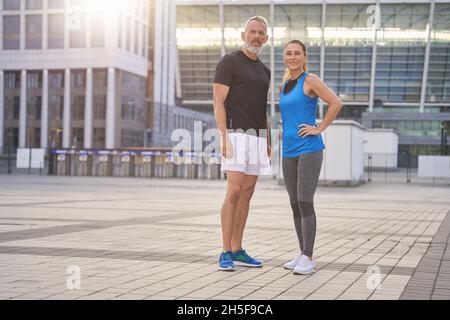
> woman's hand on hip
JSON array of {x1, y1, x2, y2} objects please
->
[{"x1": 297, "y1": 124, "x2": 321, "y2": 138}]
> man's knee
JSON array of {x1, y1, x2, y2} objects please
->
[
  {"x1": 241, "y1": 186, "x2": 255, "y2": 201},
  {"x1": 226, "y1": 185, "x2": 243, "y2": 204}
]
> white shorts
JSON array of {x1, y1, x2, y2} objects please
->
[{"x1": 221, "y1": 132, "x2": 272, "y2": 176}]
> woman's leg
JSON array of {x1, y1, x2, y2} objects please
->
[
  {"x1": 296, "y1": 151, "x2": 323, "y2": 258},
  {"x1": 282, "y1": 156, "x2": 303, "y2": 253}
]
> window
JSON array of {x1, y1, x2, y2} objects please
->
[
  {"x1": 26, "y1": 0, "x2": 42, "y2": 10},
  {"x1": 91, "y1": 12, "x2": 105, "y2": 47},
  {"x1": 5, "y1": 72, "x2": 20, "y2": 89},
  {"x1": 48, "y1": 0, "x2": 64, "y2": 9},
  {"x1": 69, "y1": 13, "x2": 86, "y2": 48},
  {"x1": 27, "y1": 72, "x2": 41, "y2": 89},
  {"x1": 71, "y1": 96, "x2": 85, "y2": 120},
  {"x1": 93, "y1": 96, "x2": 106, "y2": 120},
  {"x1": 71, "y1": 71, "x2": 85, "y2": 88},
  {"x1": 48, "y1": 14, "x2": 64, "y2": 49},
  {"x1": 49, "y1": 71, "x2": 64, "y2": 89},
  {"x1": 4, "y1": 96, "x2": 20, "y2": 120},
  {"x1": 4, "y1": 0, "x2": 20, "y2": 10},
  {"x1": 93, "y1": 128, "x2": 105, "y2": 149},
  {"x1": 126, "y1": 17, "x2": 132, "y2": 52},
  {"x1": 26, "y1": 15, "x2": 43, "y2": 49},
  {"x1": 50, "y1": 96, "x2": 63, "y2": 121},
  {"x1": 72, "y1": 128, "x2": 84, "y2": 148},
  {"x1": 93, "y1": 70, "x2": 107, "y2": 87},
  {"x1": 3, "y1": 16, "x2": 20, "y2": 50},
  {"x1": 27, "y1": 96, "x2": 42, "y2": 120},
  {"x1": 121, "y1": 129, "x2": 143, "y2": 147}
]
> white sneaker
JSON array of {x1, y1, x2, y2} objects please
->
[
  {"x1": 283, "y1": 253, "x2": 303, "y2": 270},
  {"x1": 293, "y1": 255, "x2": 316, "y2": 275}
]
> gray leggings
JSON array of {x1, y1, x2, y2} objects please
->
[{"x1": 282, "y1": 150, "x2": 323, "y2": 257}]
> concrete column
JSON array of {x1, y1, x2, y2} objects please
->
[
  {"x1": 219, "y1": 1, "x2": 225, "y2": 57},
  {"x1": 130, "y1": 6, "x2": 136, "y2": 54},
  {"x1": 161, "y1": 0, "x2": 169, "y2": 106},
  {"x1": 368, "y1": 1, "x2": 380, "y2": 113},
  {"x1": 84, "y1": 68, "x2": 93, "y2": 149},
  {"x1": 41, "y1": 70, "x2": 49, "y2": 149},
  {"x1": 137, "y1": 1, "x2": 144, "y2": 56},
  {"x1": 63, "y1": 69, "x2": 71, "y2": 148},
  {"x1": 168, "y1": 0, "x2": 176, "y2": 107},
  {"x1": 121, "y1": 14, "x2": 127, "y2": 49},
  {"x1": 420, "y1": 0, "x2": 435, "y2": 113},
  {"x1": 0, "y1": 71, "x2": 4, "y2": 153},
  {"x1": 19, "y1": 70, "x2": 27, "y2": 148},
  {"x1": 319, "y1": 1, "x2": 326, "y2": 119},
  {"x1": 106, "y1": 67, "x2": 116, "y2": 149},
  {"x1": 175, "y1": 47, "x2": 182, "y2": 100},
  {"x1": 153, "y1": 0, "x2": 162, "y2": 104},
  {"x1": 269, "y1": 0, "x2": 275, "y2": 120}
]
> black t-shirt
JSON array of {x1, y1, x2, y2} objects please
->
[{"x1": 213, "y1": 50, "x2": 270, "y2": 133}]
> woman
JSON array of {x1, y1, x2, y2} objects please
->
[{"x1": 279, "y1": 40, "x2": 343, "y2": 275}]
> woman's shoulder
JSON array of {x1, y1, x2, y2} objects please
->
[
  {"x1": 304, "y1": 73, "x2": 323, "y2": 91},
  {"x1": 305, "y1": 72, "x2": 320, "y2": 82}
]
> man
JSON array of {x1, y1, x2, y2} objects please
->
[{"x1": 213, "y1": 16, "x2": 272, "y2": 271}]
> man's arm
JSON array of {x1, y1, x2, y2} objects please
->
[{"x1": 213, "y1": 83, "x2": 232, "y2": 158}]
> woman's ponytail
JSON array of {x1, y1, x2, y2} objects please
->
[{"x1": 283, "y1": 68, "x2": 291, "y2": 83}]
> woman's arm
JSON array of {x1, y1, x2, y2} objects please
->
[{"x1": 298, "y1": 74, "x2": 343, "y2": 138}]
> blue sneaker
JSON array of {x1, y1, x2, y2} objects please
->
[
  {"x1": 232, "y1": 249, "x2": 263, "y2": 267},
  {"x1": 219, "y1": 251, "x2": 235, "y2": 271}
]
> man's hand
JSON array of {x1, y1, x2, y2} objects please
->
[{"x1": 220, "y1": 135, "x2": 233, "y2": 159}]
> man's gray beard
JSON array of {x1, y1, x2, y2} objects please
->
[{"x1": 245, "y1": 43, "x2": 264, "y2": 56}]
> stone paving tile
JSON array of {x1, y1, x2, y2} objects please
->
[
  {"x1": 400, "y1": 208, "x2": 450, "y2": 300},
  {"x1": 0, "y1": 175, "x2": 449, "y2": 300}
]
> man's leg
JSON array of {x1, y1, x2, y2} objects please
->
[
  {"x1": 231, "y1": 174, "x2": 258, "y2": 252},
  {"x1": 221, "y1": 171, "x2": 246, "y2": 251}
]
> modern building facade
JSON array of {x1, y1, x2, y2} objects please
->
[
  {"x1": 0, "y1": 0, "x2": 215, "y2": 154},
  {"x1": 175, "y1": 0, "x2": 450, "y2": 166},
  {"x1": 0, "y1": 0, "x2": 150, "y2": 152}
]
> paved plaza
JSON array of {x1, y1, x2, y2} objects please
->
[{"x1": 0, "y1": 174, "x2": 449, "y2": 300}]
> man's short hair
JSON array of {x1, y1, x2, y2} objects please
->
[{"x1": 243, "y1": 16, "x2": 268, "y2": 33}]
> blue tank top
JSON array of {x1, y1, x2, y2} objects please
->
[{"x1": 279, "y1": 72, "x2": 325, "y2": 158}]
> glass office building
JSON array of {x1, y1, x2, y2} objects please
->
[
  {"x1": 0, "y1": 0, "x2": 215, "y2": 152},
  {"x1": 176, "y1": 0, "x2": 450, "y2": 166},
  {"x1": 0, "y1": 0, "x2": 150, "y2": 151}
]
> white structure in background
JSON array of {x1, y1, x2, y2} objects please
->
[
  {"x1": 418, "y1": 156, "x2": 450, "y2": 178},
  {"x1": 16, "y1": 147, "x2": 45, "y2": 169},
  {"x1": 363, "y1": 129, "x2": 399, "y2": 170},
  {"x1": 319, "y1": 120, "x2": 365, "y2": 186}
]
